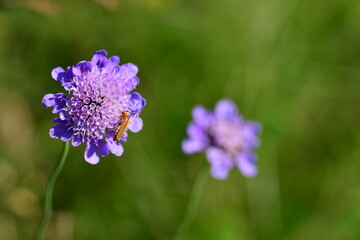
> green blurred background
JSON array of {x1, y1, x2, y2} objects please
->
[{"x1": 0, "y1": 0, "x2": 360, "y2": 239}]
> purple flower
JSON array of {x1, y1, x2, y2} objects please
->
[
  {"x1": 182, "y1": 99, "x2": 261, "y2": 179},
  {"x1": 43, "y1": 50, "x2": 146, "y2": 164}
]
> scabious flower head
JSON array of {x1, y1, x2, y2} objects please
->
[
  {"x1": 42, "y1": 50, "x2": 146, "y2": 164},
  {"x1": 182, "y1": 99, "x2": 261, "y2": 179}
]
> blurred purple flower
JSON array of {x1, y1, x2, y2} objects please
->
[
  {"x1": 43, "y1": 50, "x2": 146, "y2": 164},
  {"x1": 182, "y1": 99, "x2": 261, "y2": 179}
]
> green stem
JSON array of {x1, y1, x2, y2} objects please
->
[
  {"x1": 34, "y1": 141, "x2": 70, "y2": 240},
  {"x1": 172, "y1": 164, "x2": 208, "y2": 240}
]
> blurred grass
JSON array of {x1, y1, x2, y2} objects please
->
[{"x1": 0, "y1": 0, "x2": 360, "y2": 239}]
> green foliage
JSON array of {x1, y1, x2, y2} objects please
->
[{"x1": 0, "y1": 0, "x2": 359, "y2": 239}]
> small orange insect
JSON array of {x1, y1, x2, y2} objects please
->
[{"x1": 113, "y1": 112, "x2": 131, "y2": 141}]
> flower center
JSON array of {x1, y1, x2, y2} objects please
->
[
  {"x1": 209, "y1": 119, "x2": 243, "y2": 156},
  {"x1": 68, "y1": 84, "x2": 122, "y2": 141}
]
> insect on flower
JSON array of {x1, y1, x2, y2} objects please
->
[
  {"x1": 42, "y1": 50, "x2": 146, "y2": 164},
  {"x1": 114, "y1": 112, "x2": 131, "y2": 141}
]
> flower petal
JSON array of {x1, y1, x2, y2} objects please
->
[
  {"x1": 109, "y1": 56, "x2": 120, "y2": 65},
  {"x1": 72, "y1": 65, "x2": 82, "y2": 76},
  {"x1": 192, "y1": 106, "x2": 213, "y2": 128},
  {"x1": 235, "y1": 152, "x2": 258, "y2": 177},
  {"x1": 214, "y1": 99, "x2": 239, "y2": 120},
  {"x1": 102, "y1": 56, "x2": 120, "y2": 74},
  {"x1": 51, "y1": 67, "x2": 65, "y2": 81},
  {"x1": 72, "y1": 134, "x2": 82, "y2": 147},
  {"x1": 182, "y1": 123, "x2": 209, "y2": 154},
  {"x1": 128, "y1": 116, "x2": 143, "y2": 133},
  {"x1": 42, "y1": 94, "x2": 56, "y2": 108},
  {"x1": 84, "y1": 140, "x2": 100, "y2": 164},
  {"x1": 73, "y1": 61, "x2": 92, "y2": 76},
  {"x1": 130, "y1": 91, "x2": 142, "y2": 101},
  {"x1": 119, "y1": 63, "x2": 138, "y2": 80},
  {"x1": 120, "y1": 132, "x2": 128, "y2": 142},
  {"x1": 94, "y1": 50, "x2": 108, "y2": 56},
  {"x1": 242, "y1": 122, "x2": 262, "y2": 149},
  {"x1": 210, "y1": 165, "x2": 230, "y2": 180},
  {"x1": 59, "y1": 111, "x2": 71, "y2": 120},
  {"x1": 182, "y1": 138, "x2": 207, "y2": 154},
  {"x1": 106, "y1": 137, "x2": 124, "y2": 156},
  {"x1": 60, "y1": 128, "x2": 73, "y2": 142},
  {"x1": 49, "y1": 124, "x2": 67, "y2": 139},
  {"x1": 186, "y1": 123, "x2": 207, "y2": 140},
  {"x1": 141, "y1": 98, "x2": 146, "y2": 110},
  {"x1": 206, "y1": 147, "x2": 233, "y2": 180},
  {"x1": 129, "y1": 92, "x2": 146, "y2": 114},
  {"x1": 130, "y1": 76, "x2": 140, "y2": 86},
  {"x1": 123, "y1": 76, "x2": 140, "y2": 92},
  {"x1": 42, "y1": 93, "x2": 68, "y2": 113},
  {"x1": 52, "y1": 118, "x2": 66, "y2": 124},
  {"x1": 91, "y1": 50, "x2": 108, "y2": 69},
  {"x1": 97, "y1": 140, "x2": 110, "y2": 157}
]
